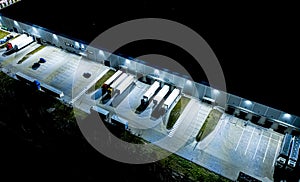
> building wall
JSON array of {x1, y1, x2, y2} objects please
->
[{"x1": 1, "y1": 15, "x2": 299, "y2": 132}]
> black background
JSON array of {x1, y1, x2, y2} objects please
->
[
  {"x1": 1, "y1": 1, "x2": 299, "y2": 181},
  {"x1": 2, "y1": 0, "x2": 299, "y2": 116}
]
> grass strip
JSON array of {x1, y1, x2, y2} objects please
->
[
  {"x1": 86, "y1": 69, "x2": 116, "y2": 93},
  {"x1": 0, "y1": 30, "x2": 10, "y2": 39},
  {"x1": 166, "y1": 96, "x2": 190, "y2": 130},
  {"x1": 196, "y1": 109, "x2": 222, "y2": 142},
  {"x1": 17, "y1": 45, "x2": 46, "y2": 64}
]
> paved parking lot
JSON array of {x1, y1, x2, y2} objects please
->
[
  {"x1": 106, "y1": 77, "x2": 282, "y2": 181},
  {"x1": 189, "y1": 114, "x2": 283, "y2": 181},
  {"x1": 0, "y1": 39, "x2": 39, "y2": 67},
  {"x1": 114, "y1": 81, "x2": 164, "y2": 130},
  {"x1": 1, "y1": 44, "x2": 108, "y2": 103},
  {"x1": 0, "y1": 35, "x2": 284, "y2": 181}
]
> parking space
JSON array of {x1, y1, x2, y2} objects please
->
[
  {"x1": 113, "y1": 81, "x2": 164, "y2": 130},
  {"x1": 113, "y1": 81, "x2": 209, "y2": 139},
  {"x1": 1, "y1": 41, "x2": 39, "y2": 65},
  {"x1": 168, "y1": 100, "x2": 211, "y2": 138},
  {"x1": 1, "y1": 36, "x2": 128, "y2": 107},
  {"x1": 0, "y1": 32, "x2": 287, "y2": 182},
  {"x1": 198, "y1": 114, "x2": 283, "y2": 181},
  {"x1": 143, "y1": 99, "x2": 203, "y2": 153},
  {"x1": 1, "y1": 43, "x2": 109, "y2": 103}
]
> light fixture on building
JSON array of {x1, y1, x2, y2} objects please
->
[
  {"x1": 74, "y1": 42, "x2": 79, "y2": 49},
  {"x1": 213, "y1": 89, "x2": 220, "y2": 95},
  {"x1": 99, "y1": 50, "x2": 104, "y2": 56},
  {"x1": 283, "y1": 113, "x2": 291, "y2": 119},
  {"x1": 53, "y1": 34, "x2": 58, "y2": 40},
  {"x1": 13, "y1": 20, "x2": 19, "y2": 26},
  {"x1": 244, "y1": 100, "x2": 252, "y2": 106},
  {"x1": 125, "y1": 59, "x2": 131, "y2": 65},
  {"x1": 186, "y1": 80, "x2": 192, "y2": 85}
]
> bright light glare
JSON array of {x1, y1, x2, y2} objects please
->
[
  {"x1": 283, "y1": 113, "x2": 291, "y2": 119},
  {"x1": 74, "y1": 42, "x2": 79, "y2": 48},
  {"x1": 213, "y1": 89, "x2": 220, "y2": 95},
  {"x1": 125, "y1": 59, "x2": 131, "y2": 65},
  {"x1": 186, "y1": 80, "x2": 192, "y2": 85},
  {"x1": 53, "y1": 34, "x2": 58, "y2": 40},
  {"x1": 31, "y1": 27, "x2": 40, "y2": 36},
  {"x1": 244, "y1": 100, "x2": 252, "y2": 106},
  {"x1": 31, "y1": 27, "x2": 39, "y2": 35},
  {"x1": 14, "y1": 20, "x2": 19, "y2": 26},
  {"x1": 99, "y1": 50, "x2": 105, "y2": 57}
]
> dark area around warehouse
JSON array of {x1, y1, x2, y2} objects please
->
[
  {"x1": 3, "y1": 0, "x2": 298, "y2": 116},
  {"x1": 1, "y1": 1, "x2": 299, "y2": 181}
]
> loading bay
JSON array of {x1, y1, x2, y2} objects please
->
[{"x1": 0, "y1": 32, "x2": 283, "y2": 181}]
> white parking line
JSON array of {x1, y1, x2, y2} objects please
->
[
  {"x1": 270, "y1": 132, "x2": 283, "y2": 138},
  {"x1": 272, "y1": 137, "x2": 282, "y2": 167},
  {"x1": 263, "y1": 133, "x2": 272, "y2": 163},
  {"x1": 245, "y1": 127, "x2": 255, "y2": 155},
  {"x1": 253, "y1": 130, "x2": 263, "y2": 159},
  {"x1": 235, "y1": 127, "x2": 245, "y2": 151}
]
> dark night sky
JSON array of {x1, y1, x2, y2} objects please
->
[{"x1": 1, "y1": 1, "x2": 299, "y2": 116}]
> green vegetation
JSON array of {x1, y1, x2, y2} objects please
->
[
  {"x1": 119, "y1": 129, "x2": 230, "y2": 182},
  {"x1": 196, "y1": 109, "x2": 223, "y2": 142},
  {"x1": 0, "y1": 71, "x2": 77, "y2": 136},
  {"x1": 1, "y1": 71, "x2": 230, "y2": 181},
  {"x1": 73, "y1": 107, "x2": 89, "y2": 120},
  {"x1": 17, "y1": 45, "x2": 46, "y2": 64},
  {"x1": 51, "y1": 101, "x2": 76, "y2": 131},
  {"x1": 10, "y1": 34, "x2": 20, "y2": 40},
  {"x1": 120, "y1": 130, "x2": 145, "y2": 144},
  {"x1": 166, "y1": 96, "x2": 190, "y2": 130},
  {"x1": 0, "y1": 34, "x2": 21, "y2": 48},
  {"x1": 0, "y1": 29, "x2": 10, "y2": 39},
  {"x1": 87, "y1": 69, "x2": 115, "y2": 93},
  {"x1": 160, "y1": 154, "x2": 230, "y2": 182},
  {"x1": 0, "y1": 30, "x2": 11, "y2": 49},
  {"x1": 0, "y1": 71, "x2": 16, "y2": 96}
]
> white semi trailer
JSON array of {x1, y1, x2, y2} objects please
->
[
  {"x1": 7, "y1": 34, "x2": 34, "y2": 50},
  {"x1": 152, "y1": 84, "x2": 169, "y2": 105},
  {"x1": 141, "y1": 81, "x2": 160, "y2": 105},
  {"x1": 162, "y1": 88, "x2": 180, "y2": 110}
]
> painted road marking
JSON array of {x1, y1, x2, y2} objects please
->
[
  {"x1": 263, "y1": 133, "x2": 272, "y2": 163},
  {"x1": 245, "y1": 127, "x2": 255, "y2": 155},
  {"x1": 253, "y1": 130, "x2": 263, "y2": 159},
  {"x1": 272, "y1": 137, "x2": 282, "y2": 167},
  {"x1": 235, "y1": 126, "x2": 245, "y2": 151}
]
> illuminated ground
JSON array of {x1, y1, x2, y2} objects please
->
[
  {"x1": 0, "y1": 34, "x2": 283, "y2": 181},
  {"x1": 0, "y1": 41, "x2": 109, "y2": 103},
  {"x1": 114, "y1": 84, "x2": 283, "y2": 181}
]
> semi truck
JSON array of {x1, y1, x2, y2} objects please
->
[
  {"x1": 276, "y1": 133, "x2": 293, "y2": 168},
  {"x1": 152, "y1": 84, "x2": 169, "y2": 105},
  {"x1": 3, "y1": 34, "x2": 34, "y2": 56},
  {"x1": 115, "y1": 75, "x2": 134, "y2": 96},
  {"x1": 107, "y1": 73, "x2": 128, "y2": 96},
  {"x1": 101, "y1": 70, "x2": 123, "y2": 94},
  {"x1": 162, "y1": 88, "x2": 180, "y2": 111},
  {"x1": 286, "y1": 136, "x2": 300, "y2": 171},
  {"x1": 141, "y1": 81, "x2": 160, "y2": 106}
]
